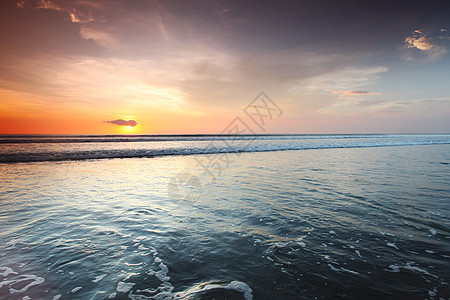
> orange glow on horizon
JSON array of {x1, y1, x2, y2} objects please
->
[{"x1": 0, "y1": 107, "x2": 236, "y2": 135}]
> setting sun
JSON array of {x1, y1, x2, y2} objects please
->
[{"x1": 121, "y1": 125, "x2": 138, "y2": 134}]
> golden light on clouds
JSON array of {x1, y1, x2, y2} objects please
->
[{"x1": 0, "y1": 0, "x2": 449, "y2": 134}]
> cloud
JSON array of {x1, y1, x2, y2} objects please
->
[
  {"x1": 36, "y1": 0, "x2": 97, "y2": 23},
  {"x1": 404, "y1": 30, "x2": 447, "y2": 60},
  {"x1": 0, "y1": 55, "x2": 193, "y2": 114},
  {"x1": 295, "y1": 66, "x2": 388, "y2": 92},
  {"x1": 405, "y1": 36, "x2": 433, "y2": 50},
  {"x1": 328, "y1": 90, "x2": 382, "y2": 99},
  {"x1": 69, "y1": 11, "x2": 94, "y2": 23},
  {"x1": 16, "y1": 1, "x2": 25, "y2": 8},
  {"x1": 79, "y1": 27, "x2": 117, "y2": 48},
  {"x1": 154, "y1": 15, "x2": 169, "y2": 41},
  {"x1": 36, "y1": 0, "x2": 61, "y2": 11},
  {"x1": 103, "y1": 119, "x2": 138, "y2": 127},
  {"x1": 354, "y1": 99, "x2": 390, "y2": 107}
]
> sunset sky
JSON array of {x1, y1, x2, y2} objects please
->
[{"x1": 1, "y1": 0, "x2": 449, "y2": 134}]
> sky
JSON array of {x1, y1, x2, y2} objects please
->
[{"x1": 0, "y1": 0, "x2": 449, "y2": 134}]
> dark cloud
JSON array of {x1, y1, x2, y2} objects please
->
[
  {"x1": 191, "y1": 0, "x2": 450, "y2": 54},
  {"x1": 103, "y1": 119, "x2": 138, "y2": 127},
  {"x1": 6, "y1": 0, "x2": 448, "y2": 59}
]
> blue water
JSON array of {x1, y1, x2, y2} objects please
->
[
  {"x1": 0, "y1": 135, "x2": 449, "y2": 299},
  {"x1": 0, "y1": 134, "x2": 449, "y2": 163}
]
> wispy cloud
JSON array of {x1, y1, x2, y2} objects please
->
[
  {"x1": 79, "y1": 27, "x2": 117, "y2": 48},
  {"x1": 155, "y1": 15, "x2": 169, "y2": 42},
  {"x1": 36, "y1": 0, "x2": 98, "y2": 23},
  {"x1": 295, "y1": 66, "x2": 388, "y2": 92},
  {"x1": 103, "y1": 119, "x2": 137, "y2": 127},
  {"x1": 0, "y1": 56, "x2": 189, "y2": 112},
  {"x1": 327, "y1": 90, "x2": 382, "y2": 99},
  {"x1": 36, "y1": 0, "x2": 61, "y2": 11},
  {"x1": 69, "y1": 11, "x2": 94, "y2": 24},
  {"x1": 354, "y1": 99, "x2": 390, "y2": 107}
]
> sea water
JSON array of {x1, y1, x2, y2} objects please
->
[{"x1": 0, "y1": 134, "x2": 449, "y2": 299}]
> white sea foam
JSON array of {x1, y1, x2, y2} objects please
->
[
  {"x1": 172, "y1": 281, "x2": 253, "y2": 300},
  {"x1": 117, "y1": 282, "x2": 135, "y2": 293},
  {"x1": 340, "y1": 267, "x2": 360, "y2": 275},
  {"x1": 71, "y1": 286, "x2": 82, "y2": 293},
  {"x1": 427, "y1": 211, "x2": 441, "y2": 216},
  {"x1": 388, "y1": 265, "x2": 400, "y2": 272},
  {"x1": 404, "y1": 262, "x2": 437, "y2": 278},
  {"x1": 132, "y1": 247, "x2": 252, "y2": 300},
  {"x1": 0, "y1": 273, "x2": 45, "y2": 295},
  {"x1": 328, "y1": 264, "x2": 359, "y2": 275},
  {"x1": 387, "y1": 243, "x2": 399, "y2": 250},
  {"x1": 328, "y1": 264, "x2": 340, "y2": 272},
  {"x1": 387, "y1": 263, "x2": 438, "y2": 278},
  {"x1": 98, "y1": 228, "x2": 131, "y2": 238},
  {"x1": 0, "y1": 267, "x2": 17, "y2": 277},
  {"x1": 92, "y1": 274, "x2": 107, "y2": 283},
  {"x1": 138, "y1": 245, "x2": 149, "y2": 251},
  {"x1": 52, "y1": 294, "x2": 62, "y2": 300},
  {"x1": 5, "y1": 239, "x2": 18, "y2": 250},
  {"x1": 273, "y1": 241, "x2": 290, "y2": 248},
  {"x1": 4, "y1": 134, "x2": 448, "y2": 163},
  {"x1": 379, "y1": 231, "x2": 395, "y2": 237},
  {"x1": 155, "y1": 263, "x2": 170, "y2": 282}
]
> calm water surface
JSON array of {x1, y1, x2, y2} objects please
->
[{"x1": 0, "y1": 136, "x2": 449, "y2": 299}]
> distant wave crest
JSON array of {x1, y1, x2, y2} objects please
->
[{"x1": 0, "y1": 134, "x2": 449, "y2": 163}]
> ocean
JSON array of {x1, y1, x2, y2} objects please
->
[{"x1": 0, "y1": 134, "x2": 449, "y2": 299}]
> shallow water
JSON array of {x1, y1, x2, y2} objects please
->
[{"x1": 0, "y1": 138, "x2": 449, "y2": 299}]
